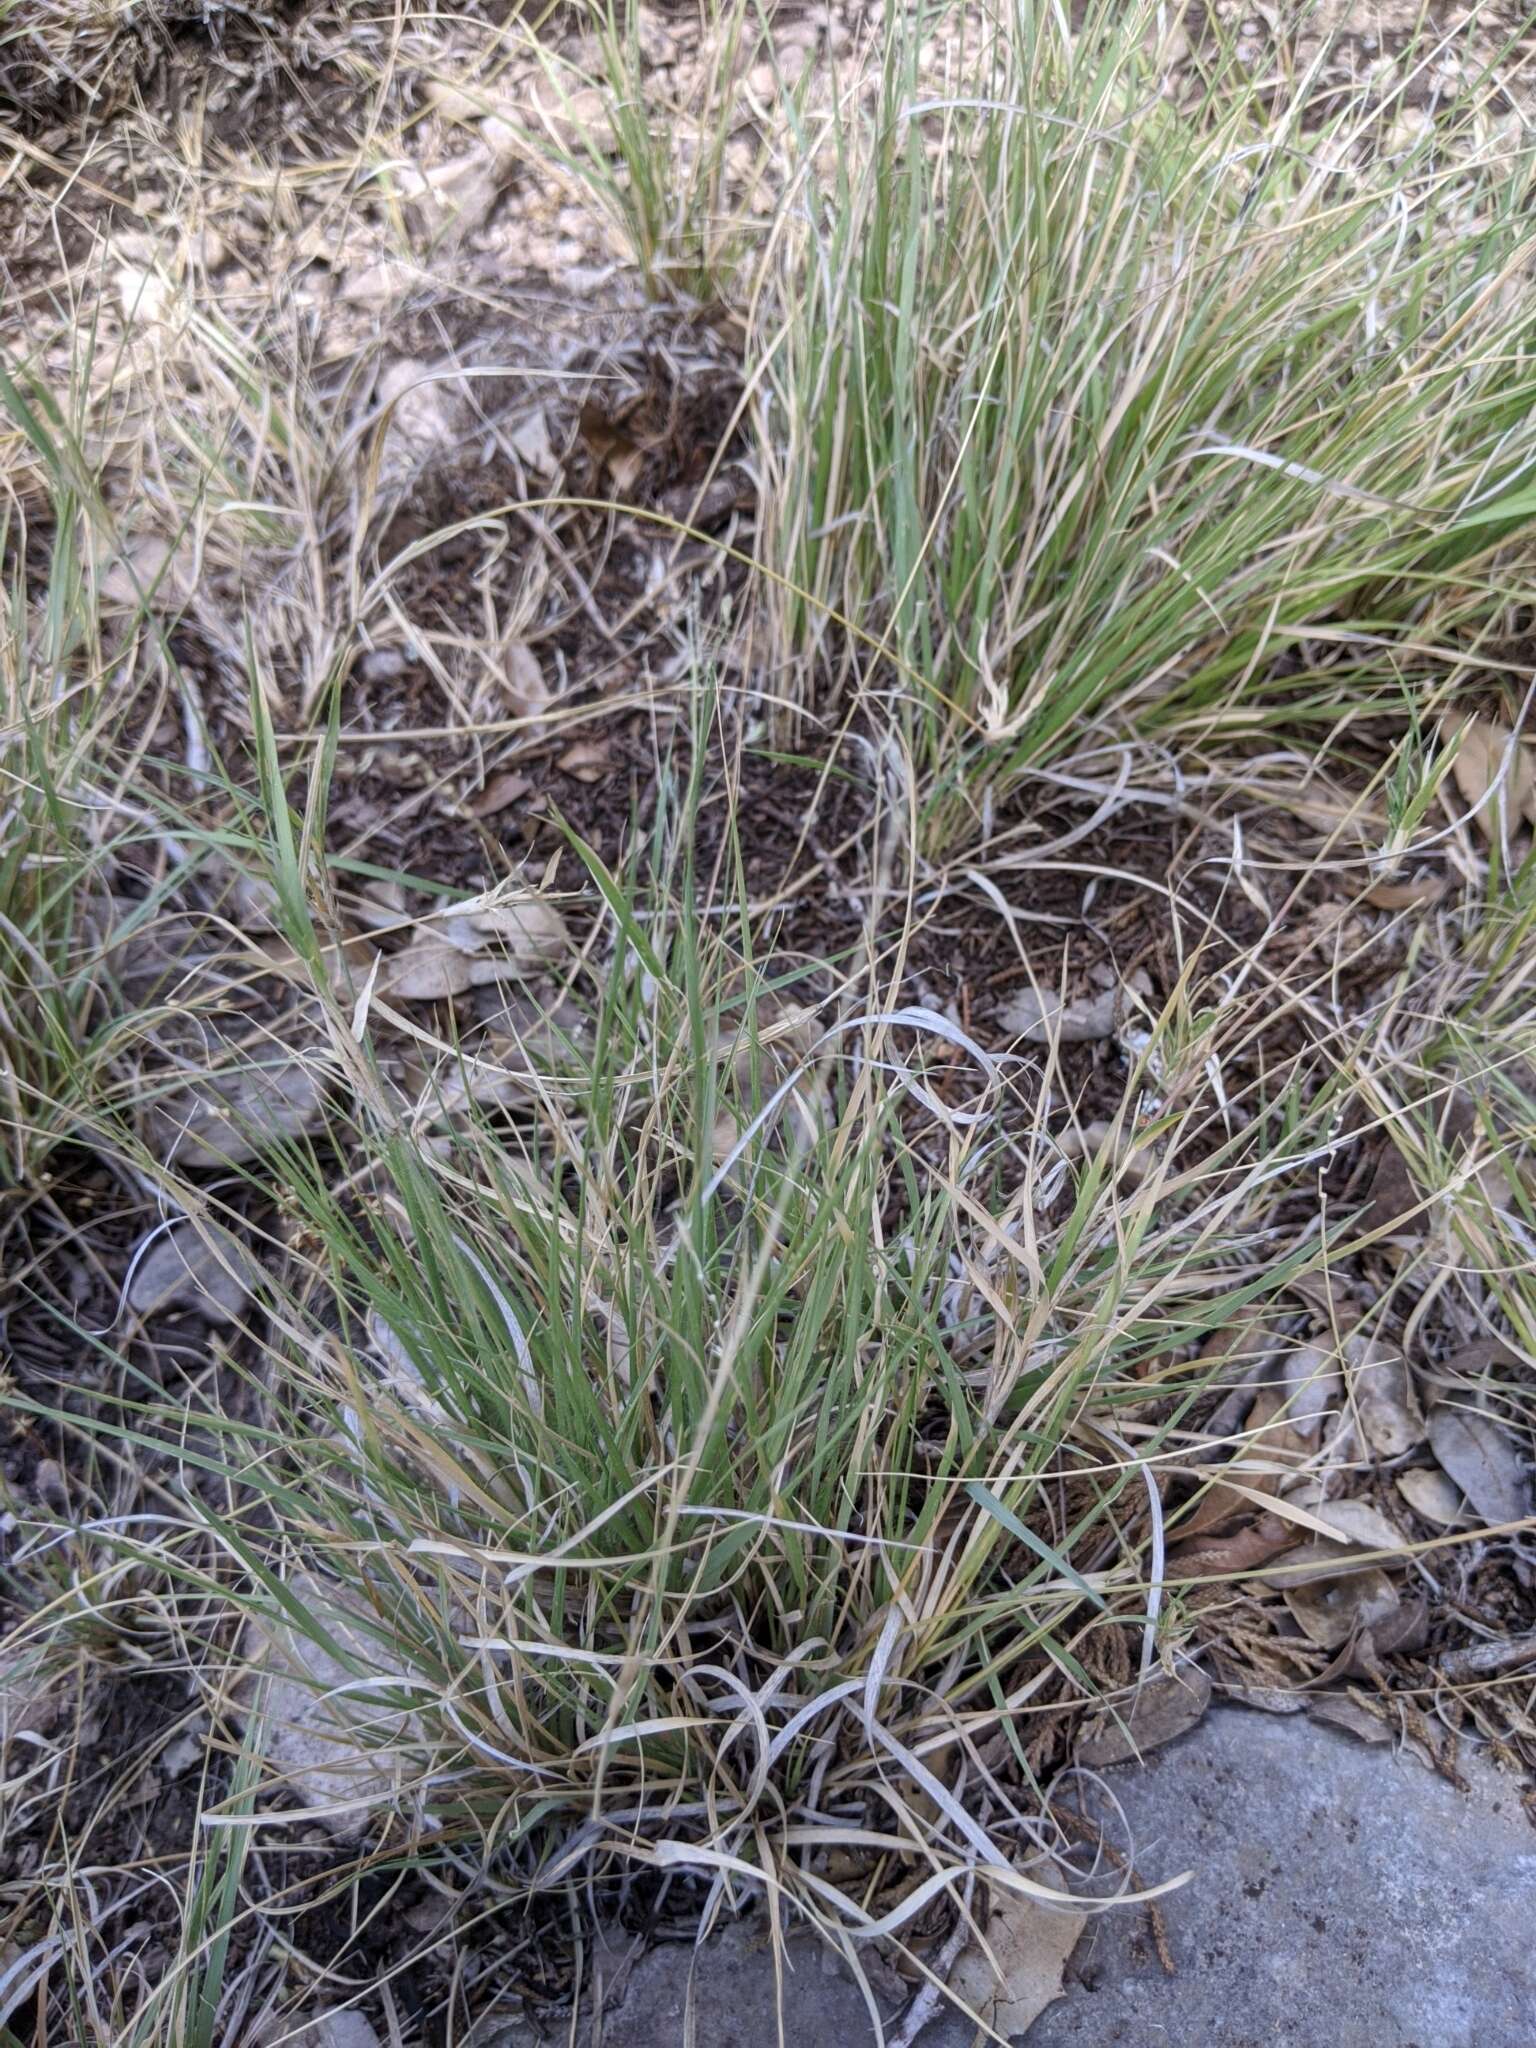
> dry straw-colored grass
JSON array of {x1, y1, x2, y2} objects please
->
[{"x1": 1, "y1": 1, "x2": 209, "y2": 113}]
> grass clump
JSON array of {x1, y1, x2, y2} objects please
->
[
  {"x1": 84, "y1": 735, "x2": 1414, "y2": 1968},
  {"x1": 4, "y1": 0, "x2": 1536, "y2": 2038},
  {"x1": 755, "y1": 2, "x2": 1536, "y2": 819},
  {"x1": 0, "y1": 472, "x2": 163, "y2": 1180},
  {"x1": 575, "y1": 0, "x2": 770, "y2": 301}
]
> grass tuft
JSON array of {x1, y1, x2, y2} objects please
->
[{"x1": 750, "y1": 3, "x2": 1536, "y2": 824}]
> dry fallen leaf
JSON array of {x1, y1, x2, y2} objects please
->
[
  {"x1": 1358, "y1": 1134, "x2": 1425, "y2": 1237},
  {"x1": 556, "y1": 741, "x2": 610, "y2": 783},
  {"x1": 504, "y1": 643, "x2": 551, "y2": 719},
  {"x1": 1440, "y1": 709, "x2": 1536, "y2": 840},
  {"x1": 1363, "y1": 872, "x2": 1447, "y2": 911},
  {"x1": 1171, "y1": 1478, "x2": 1252, "y2": 1543},
  {"x1": 128, "y1": 1220, "x2": 257, "y2": 1324},
  {"x1": 1284, "y1": 1568, "x2": 1401, "y2": 1649},
  {"x1": 381, "y1": 894, "x2": 570, "y2": 1001},
  {"x1": 254, "y1": 929, "x2": 379, "y2": 1001},
  {"x1": 406, "y1": 998, "x2": 587, "y2": 1124},
  {"x1": 100, "y1": 532, "x2": 196, "y2": 612},
  {"x1": 998, "y1": 985, "x2": 1112, "y2": 1040},
  {"x1": 1395, "y1": 1465, "x2": 1470, "y2": 1528},
  {"x1": 1286, "y1": 1270, "x2": 1365, "y2": 1339},
  {"x1": 1075, "y1": 1665, "x2": 1212, "y2": 1767},
  {"x1": 288, "y1": 2009, "x2": 383, "y2": 2048},
  {"x1": 1426, "y1": 1404, "x2": 1530, "y2": 1528},
  {"x1": 1168, "y1": 1510, "x2": 1297, "y2": 1576},
  {"x1": 1345, "y1": 1335, "x2": 1424, "y2": 1458},
  {"x1": 1170, "y1": 1398, "x2": 1317, "y2": 1542},
  {"x1": 507, "y1": 407, "x2": 559, "y2": 478},
  {"x1": 1362, "y1": 1097, "x2": 1512, "y2": 1235},
  {"x1": 1264, "y1": 1497, "x2": 1408, "y2": 1585},
  {"x1": 997, "y1": 969, "x2": 1150, "y2": 1045},
  {"x1": 1309, "y1": 1498, "x2": 1407, "y2": 1551},
  {"x1": 149, "y1": 1049, "x2": 327, "y2": 1168},
  {"x1": 718, "y1": 999, "x2": 820, "y2": 1094},
  {"x1": 1244, "y1": 1383, "x2": 1313, "y2": 1483},
  {"x1": 579, "y1": 398, "x2": 646, "y2": 494},
  {"x1": 383, "y1": 941, "x2": 486, "y2": 1002},
  {"x1": 657, "y1": 467, "x2": 757, "y2": 528},
  {"x1": 1350, "y1": 1596, "x2": 1429, "y2": 1663},
  {"x1": 1056, "y1": 1116, "x2": 1153, "y2": 1189},
  {"x1": 1309, "y1": 1695, "x2": 1393, "y2": 1744},
  {"x1": 1437, "y1": 1334, "x2": 1524, "y2": 1377},
  {"x1": 465, "y1": 770, "x2": 533, "y2": 819},
  {"x1": 947, "y1": 1871, "x2": 1086, "y2": 2040},
  {"x1": 707, "y1": 1000, "x2": 825, "y2": 1181},
  {"x1": 373, "y1": 358, "x2": 462, "y2": 484},
  {"x1": 1277, "y1": 1343, "x2": 1341, "y2": 1442}
]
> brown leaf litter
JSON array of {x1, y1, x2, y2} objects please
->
[
  {"x1": 1346, "y1": 1334, "x2": 1425, "y2": 1458},
  {"x1": 945, "y1": 1871, "x2": 1087, "y2": 2040},
  {"x1": 126, "y1": 1218, "x2": 258, "y2": 1324},
  {"x1": 147, "y1": 1040, "x2": 329, "y2": 1169},
  {"x1": 1152, "y1": 1270, "x2": 1535, "y2": 1784},
  {"x1": 1440, "y1": 708, "x2": 1536, "y2": 844},
  {"x1": 1427, "y1": 1403, "x2": 1531, "y2": 1528},
  {"x1": 1076, "y1": 1667, "x2": 1215, "y2": 1768},
  {"x1": 377, "y1": 888, "x2": 571, "y2": 1002}
]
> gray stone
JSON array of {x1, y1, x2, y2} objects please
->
[
  {"x1": 1013, "y1": 1707, "x2": 1536, "y2": 2048},
  {"x1": 485, "y1": 1708, "x2": 1536, "y2": 2047}
]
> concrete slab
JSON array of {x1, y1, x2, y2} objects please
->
[
  {"x1": 484, "y1": 1708, "x2": 1536, "y2": 2048},
  {"x1": 1017, "y1": 1707, "x2": 1536, "y2": 2048}
]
